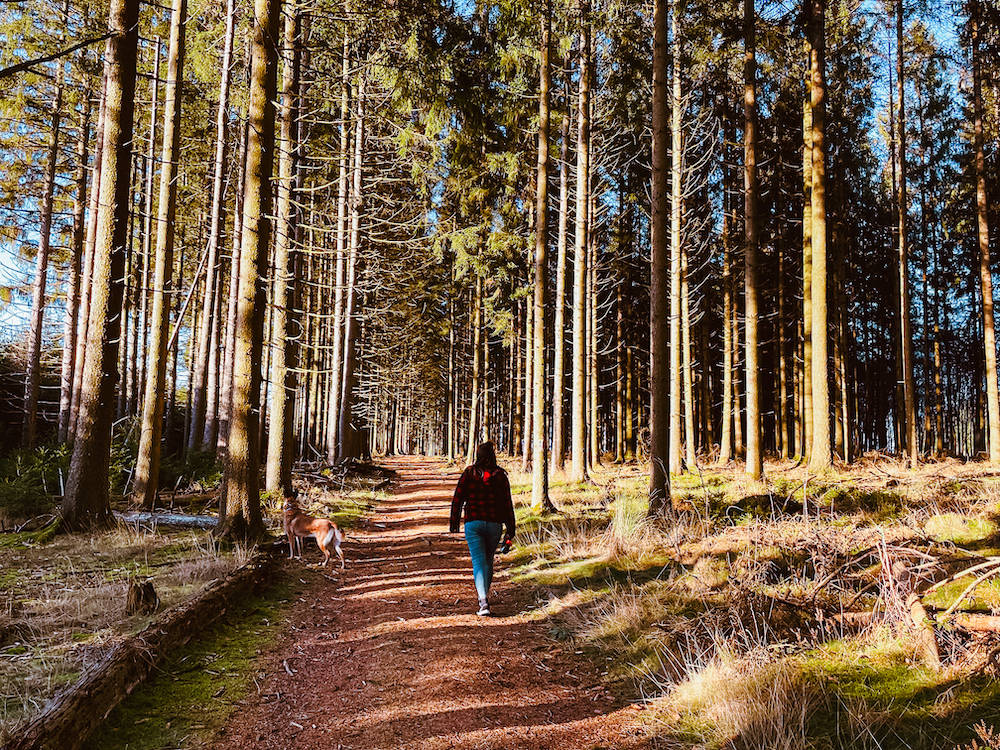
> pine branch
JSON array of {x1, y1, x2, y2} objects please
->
[{"x1": 0, "y1": 32, "x2": 113, "y2": 81}]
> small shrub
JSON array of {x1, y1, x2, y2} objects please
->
[
  {"x1": 0, "y1": 445, "x2": 68, "y2": 524},
  {"x1": 159, "y1": 450, "x2": 223, "y2": 492}
]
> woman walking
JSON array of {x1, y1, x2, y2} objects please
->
[{"x1": 450, "y1": 442, "x2": 515, "y2": 616}]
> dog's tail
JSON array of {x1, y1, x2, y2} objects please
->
[{"x1": 321, "y1": 525, "x2": 343, "y2": 548}]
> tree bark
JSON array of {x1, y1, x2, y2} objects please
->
[
  {"x1": 266, "y1": 1, "x2": 302, "y2": 493},
  {"x1": 466, "y1": 275, "x2": 483, "y2": 464},
  {"x1": 571, "y1": 10, "x2": 590, "y2": 483},
  {"x1": 532, "y1": 2, "x2": 553, "y2": 512},
  {"x1": 23, "y1": 69, "x2": 63, "y2": 448},
  {"x1": 648, "y1": 0, "x2": 671, "y2": 513},
  {"x1": 668, "y1": 4, "x2": 684, "y2": 475},
  {"x1": 326, "y1": 33, "x2": 351, "y2": 463},
  {"x1": 552, "y1": 73, "x2": 571, "y2": 472},
  {"x1": 744, "y1": 0, "x2": 762, "y2": 479},
  {"x1": 62, "y1": 0, "x2": 141, "y2": 530},
  {"x1": 133, "y1": 0, "x2": 188, "y2": 510},
  {"x1": 218, "y1": 0, "x2": 280, "y2": 541},
  {"x1": 808, "y1": 0, "x2": 832, "y2": 470},
  {"x1": 336, "y1": 74, "x2": 365, "y2": 464},
  {"x1": 58, "y1": 90, "x2": 91, "y2": 444},
  {"x1": 189, "y1": 0, "x2": 235, "y2": 452},
  {"x1": 972, "y1": 0, "x2": 999, "y2": 463},
  {"x1": 896, "y1": 0, "x2": 918, "y2": 464}
]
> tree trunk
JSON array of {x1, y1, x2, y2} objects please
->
[
  {"x1": 326, "y1": 34, "x2": 351, "y2": 463},
  {"x1": 719, "y1": 119, "x2": 734, "y2": 465},
  {"x1": 552, "y1": 75, "x2": 571, "y2": 472},
  {"x1": 218, "y1": 0, "x2": 280, "y2": 541},
  {"x1": 648, "y1": 0, "x2": 670, "y2": 513},
  {"x1": 189, "y1": 0, "x2": 235, "y2": 452},
  {"x1": 466, "y1": 275, "x2": 483, "y2": 464},
  {"x1": 134, "y1": 0, "x2": 188, "y2": 510},
  {"x1": 336, "y1": 74, "x2": 365, "y2": 464},
  {"x1": 266, "y1": 0, "x2": 302, "y2": 493},
  {"x1": 69, "y1": 72, "x2": 108, "y2": 439},
  {"x1": 135, "y1": 40, "x2": 160, "y2": 424},
  {"x1": 971, "y1": 0, "x2": 999, "y2": 463},
  {"x1": 801, "y1": 34, "x2": 813, "y2": 461},
  {"x1": 532, "y1": 2, "x2": 553, "y2": 512},
  {"x1": 668, "y1": 5, "x2": 684, "y2": 476},
  {"x1": 744, "y1": 0, "x2": 762, "y2": 479},
  {"x1": 571, "y1": 11, "x2": 590, "y2": 483},
  {"x1": 808, "y1": 0, "x2": 831, "y2": 470},
  {"x1": 62, "y1": 0, "x2": 141, "y2": 530},
  {"x1": 58, "y1": 90, "x2": 91, "y2": 444},
  {"x1": 23, "y1": 70, "x2": 63, "y2": 448},
  {"x1": 895, "y1": 0, "x2": 917, "y2": 464}
]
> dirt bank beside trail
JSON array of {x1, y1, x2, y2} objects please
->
[{"x1": 211, "y1": 456, "x2": 649, "y2": 750}]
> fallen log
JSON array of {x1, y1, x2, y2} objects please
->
[
  {"x1": 117, "y1": 510, "x2": 218, "y2": 528},
  {"x1": 3, "y1": 553, "x2": 277, "y2": 750}
]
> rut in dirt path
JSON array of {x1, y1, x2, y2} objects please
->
[{"x1": 212, "y1": 456, "x2": 650, "y2": 750}]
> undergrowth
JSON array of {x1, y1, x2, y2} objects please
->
[{"x1": 504, "y1": 456, "x2": 1000, "y2": 750}]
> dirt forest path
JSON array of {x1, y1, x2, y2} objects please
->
[{"x1": 210, "y1": 456, "x2": 650, "y2": 750}]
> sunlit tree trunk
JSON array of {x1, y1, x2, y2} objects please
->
[
  {"x1": 808, "y1": 0, "x2": 831, "y2": 470},
  {"x1": 266, "y1": 0, "x2": 301, "y2": 493},
  {"x1": 895, "y1": 0, "x2": 917, "y2": 464},
  {"x1": 134, "y1": 0, "x2": 188, "y2": 510},
  {"x1": 971, "y1": 0, "x2": 1000, "y2": 463},
  {"x1": 668, "y1": 5, "x2": 683, "y2": 475},
  {"x1": 326, "y1": 34, "x2": 351, "y2": 463},
  {"x1": 552, "y1": 79, "x2": 571, "y2": 472},
  {"x1": 336, "y1": 75, "x2": 365, "y2": 463},
  {"x1": 744, "y1": 0, "x2": 762, "y2": 478},
  {"x1": 215, "y1": 67, "x2": 250, "y2": 453},
  {"x1": 719, "y1": 120, "x2": 734, "y2": 465},
  {"x1": 532, "y1": 1, "x2": 554, "y2": 512},
  {"x1": 62, "y1": 0, "x2": 140, "y2": 530},
  {"x1": 466, "y1": 275, "x2": 483, "y2": 464},
  {"x1": 218, "y1": 0, "x2": 280, "y2": 540},
  {"x1": 135, "y1": 41, "x2": 160, "y2": 424},
  {"x1": 571, "y1": 9, "x2": 590, "y2": 483},
  {"x1": 681, "y1": 248, "x2": 696, "y2": 469},
  {"x1": 801, "y1": 34, "x2": 814, "y2": 461}
]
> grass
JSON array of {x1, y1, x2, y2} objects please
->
[{"x1": 499, "y1": 454, "x2": 1000, "y2": 750}]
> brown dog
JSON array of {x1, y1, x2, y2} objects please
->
[{"x1": 282, "y1": 495, "x2": 345, "y2": 569}]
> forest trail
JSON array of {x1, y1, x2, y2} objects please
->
[{"x1": 210, "y1": 456, "x2": 650, "y2": 750}]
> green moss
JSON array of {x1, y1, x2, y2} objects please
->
[
  {"x1": 925, "y1": 513, "x2": 998, "y2": 545},
  {"x1": 87, "y1": 579, "x2": 299, "y2": 750},
  {"x1": 28, "y1": 517, "x2": 60, "y2": 545},
  {"x1": 923, "y1": 576, "x2": 1000, "y2": 612}
]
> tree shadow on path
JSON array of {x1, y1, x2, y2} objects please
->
[{"x1": 211, "y1": 456, "x2": 650, "y2": 750}]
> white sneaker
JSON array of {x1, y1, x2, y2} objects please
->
[{"x1": 477, "y1": 600, "x2": 490, "y2": 616}]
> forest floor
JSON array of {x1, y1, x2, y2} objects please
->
[{"x1": 207, "y1": 455, "x2": 650, "y2": 750}]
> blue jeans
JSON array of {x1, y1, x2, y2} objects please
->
[{"x1": 464, "y1": 520, "x2": 503, "y2": 603}]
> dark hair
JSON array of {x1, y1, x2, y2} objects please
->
[{"x1": 474, "y1": 442, "x2": 498, "y2": 472}]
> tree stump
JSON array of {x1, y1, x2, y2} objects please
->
[{"x1": 125, "y1": 579, "x2": 159, "y2": 615}]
